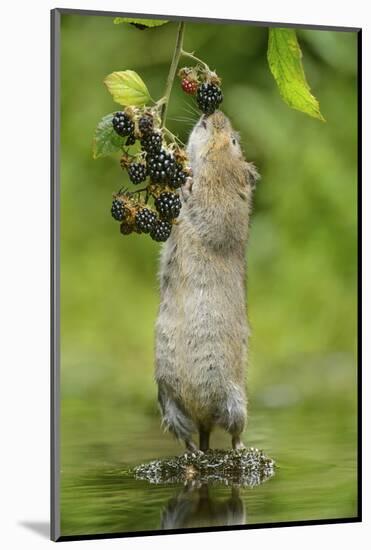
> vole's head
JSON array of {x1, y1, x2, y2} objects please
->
[
  {"x1": 187, "y1": 110, "x2": 246, "y2": 177},
  {"x1": 185, "y1": 111, "x2": 259, "y2": 249}
]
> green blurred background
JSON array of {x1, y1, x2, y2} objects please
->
[{"x1": 59, "y1": 14, "x2": 358, "y2": 537}]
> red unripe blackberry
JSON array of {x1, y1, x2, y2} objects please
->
[
  {"x1": 127, "y1": 162, "x2": 147, "y2": 185},
  {"x1": 155, "y1": 192, "x2": 182, "y2": 221},
  {"x1": 150, "y1": 220, "x2": 172, "y2": 242},
  {"x1": 147, "y1": 149, "x2": 176, "y2": 184},
  {"x1": 138, "y1": 114, "x2": 154, "y2": 136},
  {"x1": 196, "y1": 83, "x2": 223, "y2": 115},
  {"x1": 135, "y1": 208, "x2": 157, "y2": 234},
  {"x1": 181, "y1": 78, "x2": 198, "y2": 95},
  {"x1": 112, "y1": 112, "x2": 134, "y2": 137},
  {"x1": 141, "y1": 131, "x2": 162, "y2": 154},
  {"x1": 111, "y1": 199, "x2": 126, "y2": 221}
]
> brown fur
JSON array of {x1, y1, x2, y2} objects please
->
[{"x1": 155, "y1": 111, "x2": 259, "y2": 451}]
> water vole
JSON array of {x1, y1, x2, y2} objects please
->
[{"x1": 155, "y1": 110, "x2": 259, "y2": 452}]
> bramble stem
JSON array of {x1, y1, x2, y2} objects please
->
[
  {"x1": 160, "y1": 22, "x2": 186, "y2": 127},
  {"x1": 128, "y1": 187, "x2": 147, "y2": 195},
  {"x1": 181, "y1": 49, "x2": 210, "y2": 71}
]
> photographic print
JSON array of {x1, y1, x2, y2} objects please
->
[{"x1": 51, "y1": 9, "x2": 360, "y2": 541}]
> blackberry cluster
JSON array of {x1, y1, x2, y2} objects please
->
[
  {"x1": 138, "y1": 114, "x2": 154, "y2": 136},
  {"x1": 147, "y1": 149, "x2": 176, "y2": 184},
  {"x1": 112, "y1": 112, "x2": 134, "y2": 137},
  {"x1": 155, "y1": 192, "x2": 182, "y2": 221},
  {"x1": 141, "y1": 131, "x2": 162, "y2": 154},
  {"x1": 111, "y1": 199, "x2": 126, "y2": 221},
  {"x1": 150, "y1": 220, "x2": 172, "y2": 242},
  {"x1": 196, "y1": 83, "x2": 223, "y2": 115},
  {"x1": 135, "y1": 208, "x2": 157, "y2": 234},
  {"x1": 107, "y1": 106, "x2": 191, "y2": 244},
  {"x1": 127, "y1": 162, "x2": 147, "y2": 185}
]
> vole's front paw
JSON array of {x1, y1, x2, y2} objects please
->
[{"x1": 181, "y1": 176, "x2": 193, "y2": 202}]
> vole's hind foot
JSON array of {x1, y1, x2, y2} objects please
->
[
  {"x1": 232, "y1": 435, "x2": 245, "y2": 451},
  {"x1": 199, "y1": 429, "x2": 210, "y2": 452},
  {"x1": 185, "y1": 439, "x2": 199, "y2": 453}
]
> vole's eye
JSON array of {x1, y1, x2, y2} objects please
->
[{"x1": 232, "y1": 138, "x2": 237, "y2": 145}]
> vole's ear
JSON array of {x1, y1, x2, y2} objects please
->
[{"x1": 245, "y1": 162, "x2": 260, "y2": 190}]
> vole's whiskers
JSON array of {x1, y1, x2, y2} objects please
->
[
  {"x1": 169, "y1": 116, "x2": 196, "y2": 127},
  {"x1": 181, "y1": 100, "x2": 200, "y2": 119}
]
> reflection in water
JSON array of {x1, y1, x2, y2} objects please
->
[{"x1": 161, "y1": 483, "x2": 245, "y2": 530}]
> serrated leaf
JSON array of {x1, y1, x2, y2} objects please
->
[
  {"x1": 267, "y1": 28, "x2": 325, "y2": 121},
  {"x1": 113, "y1": 17, "x2": 169, "y2": 28},
  {"x1": 93, "y1": 113, "x2": 125, "y2": 159},
  {"x1": 104, "y1": 70, "x2": 151, "y2": 107}
]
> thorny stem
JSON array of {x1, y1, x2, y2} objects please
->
[
  {"x1": 128, "y1": 187, "x2": 148, "y2": 196},
  {"x1": 160, "y1": 22, "x2": 186, "y2": 127},
  {"x1": 181, "y1": 49, "x2": 210, "y2": 71}
]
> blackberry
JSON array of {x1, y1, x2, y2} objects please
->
[
  {"x1": 112, "y1": 112, "x2": 134, "y2": 137},
  {"x1": 147, "y1": 149, "x2": 176, "y2": 184},
  {"x1": 169, "y1": 163, "x2": 187, "y2": 189},
  {"x1": 138, "y1": 114, "x2": 154, "y2": 136},
  {"x1": 120, "y1": 221, "x2": 134, "y2": 235},
  {"x1": 141, "y1": 131, "x2": 162, "y2": 154},
  {"x1": 135, "y1": 208, "x2": 157, "y2": 234},
  {"x1": 196, "y1": 83, "x2": 223, "y2": 115},
  {"x1": 111, "y1": 199, "x2": 126, "y2": 221},
  {"x1": 150, "y1": 220, "x2": 172, "y2": 242},
  {"x1": 181, "y1": 78, "x2": 198, "y2": 95},
  {"x1": 127, "y1": 162, "x2": 147, "y2": 185},
  {"x1": 155, "y1": 192, "x2": 182, "y2": 221},
  {"x1": 126, "y1": 133, "x2": 136, "y2": 146}
]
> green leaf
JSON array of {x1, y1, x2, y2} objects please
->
[
  {"x1": 92, "y1": 113, "x2": 125, "y2": 159},
  {"x1": 104, "y1": 70, "x2": 151, "y2": 106},
  {"x1": 267, "y1": 28, "x2": 325, "y2": 121},
  {"x1": 113, "y1": 17, "x2": 169, "y2": 28}
]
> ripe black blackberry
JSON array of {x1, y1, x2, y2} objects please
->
[
  {"x1": 196, "y1": 83, "x2": 223, "y2": 115},
  {"x1": 126, "y1": 133, "x2": 136, "y2": 146},
  {"x1": 127, "y1": 162, "x2": 147, "y2": 185},
  {"x1": 155, "y1": 192, "x2": 182, "y2": 221},
  {"x1": 111, "y1": 199, "x2": 126, "y2": 221},
  {"x1": 150, "y1": 220, "x2": 172, "y2": 242},
  {"x1": 112, "y1": 112, "x2": 134, "y2": 137},
  {"x1": 147, "y1": 149, "x2": 176, "y2": 184},
  {"x1": 169, "y1": 163, "x2": 187, "y2": 189},
  {"x1": 135, "y1": 208, "x2": 157, "y2": 234},
  {"x1": 141, "y1": 131, "x2": 162, "y2": 154},
  {"x1": 138, "y1": 114, "x2": 154, "y2": 136},
  {"x1": 120, "y1": 221, "x2": 134, "y2": 235}
]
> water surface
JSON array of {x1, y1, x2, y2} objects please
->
[{"x1": 60, "y1": 358, "x2": 357, "y2": 537}]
